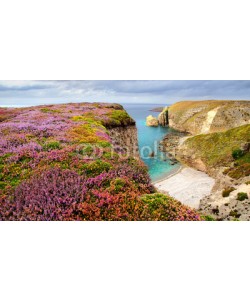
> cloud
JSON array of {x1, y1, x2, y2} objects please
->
[
  {"x1": 1, "y1": 80, "x2": 250, "y2": 106},
  {"x1": 0, "y1": 82, "x2": 52, "y2": 91}
]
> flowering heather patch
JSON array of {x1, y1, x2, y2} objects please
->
[
  {"x1": 0, "y1": 102, "x2": 201, "y2": 221},
  {"x1": 0, "y1": 107, "x2": 19, "y2": 122}
]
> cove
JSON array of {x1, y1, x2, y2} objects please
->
[{"x1": 123, "y1": 103, "x2": 180, "y2": 182}]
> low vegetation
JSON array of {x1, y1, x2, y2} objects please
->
[
  {"x1": 222, "y1": 187, "x2": 236, "y2": 197},
  {"x1": 183, "y1": 124, "x2": 250, "y2": 178},
  {"x1": 237, "y1": 192, "x2": 249, "y2": 201},
  {"x1": 0, "y1": 103, "x2": 200, "y2": 221},
  {"x1": 201, "y1": 215, "x2": 215, "y2": 221},
  {"x1": 223, "y1": 146, "x2": 250, "y2": 179}
]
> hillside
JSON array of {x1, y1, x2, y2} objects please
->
[
  {"x1": 0, "y1": 102, "x2": 200, "y2": 221},
  {"x1": 177, "y1": 124, "x2": 250, "y2": 220},
  {"x1": 177, "y1": 124, "x2": 250, "y2": 176},
  {"x1": 158, "y1": 99, "x2": 250, "y2": 220},
  {"x1": 168, "y1": 100, "x2": 250, "y2": 135}
]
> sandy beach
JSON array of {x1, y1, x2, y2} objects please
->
[{"x1": 154, "y1": 167, "x2": 215, "y2": 209}]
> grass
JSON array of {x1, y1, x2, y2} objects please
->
[
  {"x1": 104, "y1": 110, "x2": 135, "y2": 127},
  {"x1": 183, "y1": 124, "x2": 250, "y2": 168},
  {"x1": 168, "y1": 100, "x2": 228, "y2": 125}
]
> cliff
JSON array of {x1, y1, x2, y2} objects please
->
[
  {"x1": 0, "y1": 102, "x2": 200, "y2": 221},
  {"x1": 101, "y1": 105, "x2": 139, "y2": 158},
  {"x1": 168, "y1": 100, "x2": 250, "y2": 135},
  {"x1": 108, "y1": 125, "x2": 139, "y2": 158},
  {"x1": 158, "y1": 107, "x2": 168, "y2": 126},
  {"x1": 159, "y1": 100, "x2": 250, "y2": 220}
]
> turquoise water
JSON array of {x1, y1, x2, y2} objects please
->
[{"x1": 123, "y1": 103, "x2": 180, "y2": 182}]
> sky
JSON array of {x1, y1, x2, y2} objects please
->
[{"x1": 1, "y1": 80, "x2": 250, "y2": 106}]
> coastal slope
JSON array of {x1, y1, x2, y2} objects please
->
[
  {"x1": 177, "y1": 124, "x2": 250, "y2": 176},
  {"x1": 168, "y1": 100, "x2": 250, "y2": 135},
  {"x1": 156, "y1": 100, "x2": 250, "y2": 220}
]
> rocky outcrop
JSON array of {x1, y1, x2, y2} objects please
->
[
  {"x1": 168, "y1": 100, "x2": 250, "y2": 135},
  {"x1": 108, "y1": 125, "x2": 139, "y2": 158},
  {"x1": 159, "y1": 132, "x2": 189, "y2": 158},
  {"x1": 159, "y1": 106, "x2": 250, "y2": 219},
  {"x1": 146, "y1": 115, "x2": 159, "y2": 127},
  {"x1": 158, "y1": 107, "x2": 168, "y2": 126},
  {"x1": 199, "y1": 182, "x2": 250, "y2": 221}
]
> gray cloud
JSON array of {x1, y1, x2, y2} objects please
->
[{"x1": 1, "y1": 80, "x2": 250, "y2": 106}]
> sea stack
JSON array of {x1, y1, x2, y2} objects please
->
[{"x1": 146, "y1": 115, "x2": 159, "y2": 127}]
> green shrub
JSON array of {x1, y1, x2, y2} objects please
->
[
  {"x1": 237, "y1": 192, "x2": 248, "y2": 201},
  {"x1": 97, "y1": 141, "x2": 111, "y2": 148},
  {"x1": 237, "y1": 152, "x2": 250, "y2": 164},
  {"x1": 110, "y1": 178, "x2": 127, "y2": 193},
  {"x1": 232, "y1": 149, "x2": 244, "y2": 159},
  {"x1": 246, "y1": 181, "x2": 250, "y2": 185},
  {"x1": 222, "y1": 187, "x2": 236, "y2": 197},
  {"x1": 83, "y1": 160, "x2": 112, "y2": 177},
  {"x1": 43, "y1": 141, "x2": 61, "y2": 151}
]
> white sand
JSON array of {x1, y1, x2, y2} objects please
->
[{"x1": 154, "y1": 167, "x2": 215, "y2": 209}]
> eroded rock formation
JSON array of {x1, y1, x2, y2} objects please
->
[
  {"x1": 158, "y1": 107, "x2": 168, "y2": 126},
  {"x1": 146, "y1": 115, "x2": 159, "y2": 127}
]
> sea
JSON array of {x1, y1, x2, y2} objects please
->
[{"x1": 123, "y1": 103, "x2": 180, "y2": 182}]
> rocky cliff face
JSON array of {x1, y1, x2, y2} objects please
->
[
  {"x1": 108, "y1": 125, "x2": 139, "y2": 158},
  {"x1": 159, "y1": 100, "x2": 250, "y2": 220},
  {"x1": 158, "y1": 107, "x2": 168, "y2": 126},
  {"x1": 168, "y1": 100, "x2": 250, "y2": 135}
]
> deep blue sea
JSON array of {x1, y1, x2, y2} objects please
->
[{"x1": 123, "y1": 103, "x2": 180, "y2": 182}]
